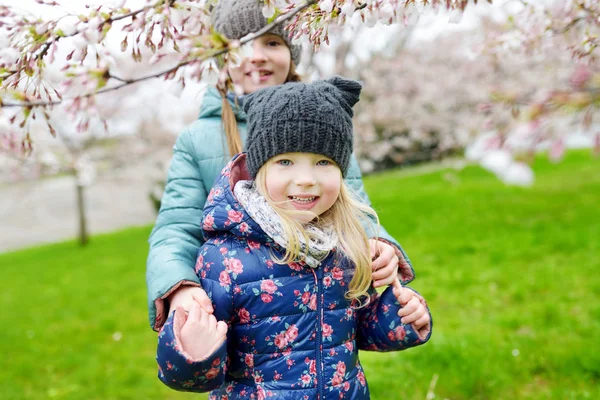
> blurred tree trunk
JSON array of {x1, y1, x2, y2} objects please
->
[{"x1": 75, "y1": 178, "x2": 88, "y2": 246}]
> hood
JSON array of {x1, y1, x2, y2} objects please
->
[
  {"x1": 202, "y1": 153, "x2": 271, "y2": 243},
  {"x1": 198, "y1": 87, "x2": 247, "y2": 122}
]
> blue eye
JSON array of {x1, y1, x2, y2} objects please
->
[
  {"x1": 277, "y1": 159, "x2": 292, "y2": 166},
  {"x1": 317, "y1": 160, "x2": 331, "y2": 166}
]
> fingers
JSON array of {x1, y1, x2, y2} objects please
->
[
  {"x1": 372, "y1": 256, "x2": 399, "y2": 287},
  {"x1": 192, "y1": 289, "x2": 214, "y2": 313},
  {"x1": 397, "y1": 297, "x2": 421, "y2": 323},
  {"x1": 412, "y1": 313, "x2": 431, "y2": 331},
  {"x1": 216, "y1": 320, "x2": 228, "y2": 337}
]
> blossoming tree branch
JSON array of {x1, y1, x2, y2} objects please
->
[{"x1": 0, "y1": 0, "x2": 479, "y2": 153}]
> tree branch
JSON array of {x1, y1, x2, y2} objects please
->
[{"x1": 3, "y1": 0, "x2": 317, "y2": 108}]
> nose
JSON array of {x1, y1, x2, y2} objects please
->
[
  {"x1": 249, "y1": 41, "x2": 267, "y2": 63},
  {"x1": 294, "y1": 168, "x2": 317, "y2": 187}
]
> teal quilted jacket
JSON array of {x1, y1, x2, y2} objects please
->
[{"x1": 146, "y1": 87, "x2": 412, "y2": 330}]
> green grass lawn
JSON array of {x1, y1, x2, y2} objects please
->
[{"x1": 1, "y1": 152, "x2": 598, "y2": 400}]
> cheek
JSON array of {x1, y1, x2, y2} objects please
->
[{"x1": 265, "y1": 175, "x2": 287, "y2": 202}]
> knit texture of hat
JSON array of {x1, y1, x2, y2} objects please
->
[
  {"x1": 243, "y1": 76, "x2": 362, "y2": 178},
  {"x1": 211, "y1": 0, "x2": 302, "y2": 66}
]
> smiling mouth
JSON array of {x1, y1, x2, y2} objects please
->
[
  {"x1": 289, "y1": 196, "x2": 318, "y2": 204},
  {"x1": 248, "y1": 70, "x2": 272, "y2": 77}
]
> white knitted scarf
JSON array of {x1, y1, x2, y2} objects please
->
[{"x1": 234, "y1": 180, "x2": 338, "y2": 268}]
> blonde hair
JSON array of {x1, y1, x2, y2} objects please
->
[
  {"x1": 255, "y1": 165, "x2": 379, "y2": 305},
  {"x1": 221, "y1": 63, "x2": 303, "y2": 157}
]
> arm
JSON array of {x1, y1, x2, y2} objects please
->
[
  {"x1": 146, "y1": 129, "x2": 208, "y2": 331},
  {"x1": 157, "y1": 255, "x2": 235, "y2": 392},
  {"x1": 345, "y1": 154, "x2": 415, "y2": 283},
  {"x1": 156, "y1": 309, "x2": 228, "y2": 392},
  {"x1": 356, "y1": 285, "x2": 432, "y2": 352}
]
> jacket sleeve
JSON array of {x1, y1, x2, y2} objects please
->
[
  {"x1": 344, "y1": 154, "x2": 414, "y2": 282},
  {"x1": 156, "y1": 311, "x2": 228, "y2": 392},
  {"x1": 146, "y1": 129, "x2": 207, "y2": 331},
  {"x1": 356, "y1": 286, "x2": 432, "y2": 352},
  {"x1": 156, "y1": 244, "x2": 235, "y2": 392}
]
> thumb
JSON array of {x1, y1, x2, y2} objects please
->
[
  {"x1": 216, "y1": 320, "x2": 228, "y2": 338},
  {"x1": 192, "y1": 291, "x2": 214, "y2": 314},
  {"x1": 173, "y1": 305, "x2": 188, "y2": 334},
  {"x1": 369, "y1": 240, "x2": 379, "y2": 260},
  {"x1": 391, "y1": 278, "x2": 403, "y2": 300}
]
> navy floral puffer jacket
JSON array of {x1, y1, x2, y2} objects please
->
[{"x1": 156, "y1": 154, "x2": 432, "y2": 399}]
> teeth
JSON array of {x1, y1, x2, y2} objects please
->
[{"x1": 291, "y1": 196, "x2": 315, "y2": 203}]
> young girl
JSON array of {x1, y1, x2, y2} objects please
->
[
  {"x1": 156, "y1": 77, "x2": 432, "y2": 399},
  {"x1": 146, "y1": 0, "x2": 415, "y2": 332}
]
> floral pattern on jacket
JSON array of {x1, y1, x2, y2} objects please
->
[{"x1": 156, "y1": 153, "x2": 432, "y2": 399}]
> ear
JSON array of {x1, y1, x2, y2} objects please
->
[{"x1": 325, "y1": 76, "x2": 362, "y2": 108}]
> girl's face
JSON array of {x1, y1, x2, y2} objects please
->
[
  {"x1": 228, "y1": 34, "x2": 292, "y2": 94},
  {"x1": 264, "y1": 152, "x2": 341, "y2": 224}
]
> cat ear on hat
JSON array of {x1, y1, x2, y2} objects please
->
[
  {"x1": 324, "y1": 76, "x2": 362, "y2": 108},
  {"x1": 242, "y1": 90, "x2": 262, "y2": 114}
]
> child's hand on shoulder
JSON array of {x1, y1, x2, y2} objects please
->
[
  {"x1": 391, "y1": 279, "x2": 430, "y2": 333},
  {"x1": 173, "y1": 294, "x2": 228, "y2": 361}
]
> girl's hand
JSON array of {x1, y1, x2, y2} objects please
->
[
  {"x1": 369, "y1": 239, "x2": 399, "y2": 288},
  {"x1": 391, "y1": 279, "x2": 431, "y2": 332},
  {"x1": 173, "y1": 295, "x2": 228, "y2": 361},
  {"x1": 168, "y1": 285, "x2": 214, "y2": 315}
]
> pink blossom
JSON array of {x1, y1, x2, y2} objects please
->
[
  {"x1": 227, "y1": 258, "x2": 244, "y2": 275},
  {"x1": 238, "y1": 308, "x2": 250, "y2": 324},
  {"x1": 332, "y1": 267, "x2": 343, "y2": 281},
  {"x1": 395, "y1": 326, "x2": 406, "y2": 341},
  {"x1": 357, "y1": 370, "x2": 366, "y2": 386},
  {"x1": 219, "y1": 270, "x2": 231, "y2": 286},
  {"x1": 274, "y1": 333, "x2": 288, "y2": 349},
  {"x1": 248, "y1": 240, "x2": 261, "y2": 249},
  {"x1": 336, "y1": 361, "x2": 346, "y2": 376},
  {"x1": 309, "y1": 294, "x2": 317, "y2": 310},
  {"x1": 260, "y1": 279, "x2": 278, "y2": 294},
  {"x1": 261, "y1": 293, "x2": 273, "y2": 303},
  {"x1": 285, "y1": 324, "x2": 299, "y2": 342},
  {"x1": 227, "y1": 209, "x2": 243, "y2": 223},
  {"x1": 205, "y1": 367, "x2": 220, "y2": 379},
  {"x1": 244, "y1": 354, "x2": 254, "y2": 368},
  {"x1": 203, "y1": 214, "x2": 215, "y2": 230},
  {"x1": 322, "y1": 323, "x2": 333, "y2": 338},
  {"x1": 301, "y1": 374, "x2": 311, "y2": 385},
  {"x1": 301, "y1": 291, "x2": 311, "y2": 304}
]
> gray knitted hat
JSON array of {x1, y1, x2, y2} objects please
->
[
  {"x1": 211, "y1": 0, "x2": 302, "y2": 66},
  {"x1": 243, "y1": 76, "x2": 362, "y2": 178}
]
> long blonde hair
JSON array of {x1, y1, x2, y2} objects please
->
[
  {"x1": 221, "y1": 63, "x2": 303, "y2": 157},
  {"x1": 255, "y1": 166, "x2": 379, "y2": 305}
]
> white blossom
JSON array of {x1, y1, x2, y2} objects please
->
[
  {"x1": 0, "y1": 47, "x2": 20, "y2": 66},
  {"x1": 319, "y1": 0, "x2": 334, "y2": 14},
  {"x1": 341, "y1": 1, "x2": 355, "y2": 17},
  {"x1": 55, "y1": 16, "x2": 79, "y2": 37},
  {"x1": 500, "y1": 162, "x2": 534, "y2": 187},
  {"x1": 480, "y1": 149, "x2": 512, "y2": 175},
  {"x1": 72, "y1": 35, "x2": 88, "y2": 50},
  {"x1": 262, "y1": 4, "x2": 276, "y2": 19},
  {"x1": 378, "y1": 3, "x2": 395, "y2": 21},
  {"x1": 449, "y1": 9, "x2": 464, "y2": 24}
]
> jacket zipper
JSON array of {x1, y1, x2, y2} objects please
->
[
  {"x1": 313, "y1": 250, "x2": 332, "y2": 400},
  {"x1": 315, "y1": 264, "x2": 324, "y2": 400}
]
